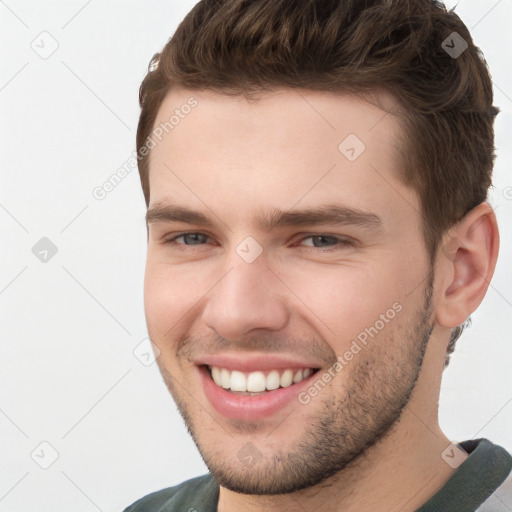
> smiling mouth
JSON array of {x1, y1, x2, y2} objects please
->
[{"x1": 206, "y1": 365, "x2": 320, "y2": 395}]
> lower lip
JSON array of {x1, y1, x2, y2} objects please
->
[{"x1": 199, "y1": 366, "x2": 318, "y2": 420}]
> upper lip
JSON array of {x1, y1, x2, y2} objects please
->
[{"x1": 194, "y1": 353, "x2": 323, "y2": 373}]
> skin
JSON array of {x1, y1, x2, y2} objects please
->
[{"x1": 143, "y1": 87, "x2": 499, "y2": 512}]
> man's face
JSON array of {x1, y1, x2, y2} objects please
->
[{"x1": 144, "y1": 88, "x2": 435, "y2": 493}]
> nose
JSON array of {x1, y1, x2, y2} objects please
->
[{"x1": 202, "y1": 255, "x2": 289, "y2": 342}]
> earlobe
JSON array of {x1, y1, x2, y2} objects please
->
[{"x1": 435, "y1": 202, "x2": 499, "y2": 329}]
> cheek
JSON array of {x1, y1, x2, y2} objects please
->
[
  {"x1": 143, "y1": 257, "x2": 217, "y2": 338},
  {"x1": 278, "y1": 258, "x2": 413, "y2": 348},
  {"x1": 144, "y1": 260, "x2": 187, "y2": 337}
]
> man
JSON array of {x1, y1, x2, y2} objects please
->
[{"x1": 124, "y1": 0, "x2": 511, "y2": 510}]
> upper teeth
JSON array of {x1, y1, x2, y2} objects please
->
[{"x1": 209, "y1": 366, "x2": 314, "y2": 392}]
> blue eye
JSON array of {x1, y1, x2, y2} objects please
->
[
  {"x1": 167, "y1": 233, "x2": 210, "y2": 245},
  {"x1": 163, "y1": 233, "x2": 354, "y2": 251},
  {"x1": 299, "y1": 235, "x2": 353, "y2": 249}
]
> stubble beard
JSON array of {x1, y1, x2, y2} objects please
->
[{"x1": 158, "y1": 273, "x2": 435, "y2": 495}]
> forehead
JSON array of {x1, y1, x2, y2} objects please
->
[
  {"x1": 151, "y1": 87, "x2": 403, "y2": 159},
  {"x1": 147, "y1": 87, "x2": 416, "y2": 227}
]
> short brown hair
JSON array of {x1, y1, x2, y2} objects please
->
[{"x1": 136, "y1": 0, "x2": 498, "y2": 363}]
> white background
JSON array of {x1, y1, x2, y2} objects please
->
[{"x1": 0, "y1": 1, "x2": 511, "y2": 510}]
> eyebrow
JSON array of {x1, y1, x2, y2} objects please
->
[{"x1": 146, "y1": 203, "x2": 382, "y2": 231}]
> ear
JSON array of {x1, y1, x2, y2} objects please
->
[{"x1": 434, "y1": 202, "x2": 499, "y2": 329}]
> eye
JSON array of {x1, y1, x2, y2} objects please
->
[
  {"x1": 161, "y1": 232, "x2": 355, "y2": 251},
  {"x1": 298, "y1": 235, "x2": 354, "y2": 249},
  {"x1": 164, "y1": 232, "x2": 211, "y2": 245}
]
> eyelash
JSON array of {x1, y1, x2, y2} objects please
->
[{"x1": 162, "y1": 232, "x2": 355, "y2": 251}]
